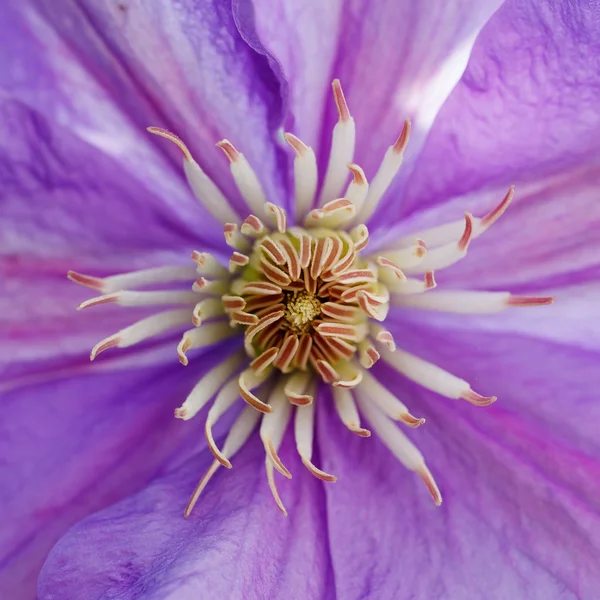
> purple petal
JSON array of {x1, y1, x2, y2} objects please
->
[
  {"x1": 440, "y1": 167, "x2": 600, "y2": 293},
  {"x1": 39, "y1": 436, "x2": 332, "y2": 600},
  {"x1": 0, "y1": 100, "x2": 205, "y2": 260},
  {"x1": 251, "y1": 0, "x2": 501, "y2": 177},
  {"x1": 0, "y1": 257, "x2": 168, "y2": 364},
  {"x1": 404, "y1": 0, "x2": 600, "y2": 216},
  {"x1": 317, "y1": 325, "x2": 600, "y2": 598},
  {"x1": 1, "y1": 1, "x2": 287, "y2": 258},
  {"x1": 0, "y1": 349, "x2": 229, "y2": 598}
]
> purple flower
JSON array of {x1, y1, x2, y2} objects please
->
[{"x1": 2, "y1": 1, "x2": 600, "y2": 598}]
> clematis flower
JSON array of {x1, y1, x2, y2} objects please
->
[{"x1": 2, "y1": 1, "x2": 600, "y2": 599}]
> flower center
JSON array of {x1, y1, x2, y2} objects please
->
[
  {"x1": 222, "y1": 219, "x2": 388, "y2": 383},
  {"x1": 283, "y1": 290, "x2": 322, "y2": 333}
]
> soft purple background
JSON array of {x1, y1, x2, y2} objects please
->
[{"x1": 1, "y1": 0, "x2": 600, "y2": 598}]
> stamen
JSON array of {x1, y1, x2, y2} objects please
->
[
  {"x1": 376, "y1": 257, "x2": 407, "y2": 281},
  {"x1": 386, "y1": 273, "x2": 437, "y2": 296},
  {"x1": 480, "y1": 186, "x2": 514, "y2": 230},
  {"x1": 147, "y1": 127, "x2": 239, "y2": 223},
  {"x1": 217, "y1": 139, "x2": 267, "y2": 215},
  {"x1": 358, "y1": 339, "x2": 380, "y2": 369},
  {"x1": 273, "y1": 334, "x2": 300, "y2": 372},
  {"x1": 260, "y1": 380, "x2": 293, "y2": 479},
  {"x1": 357, "y1": 119, "x2": 411, "y2": 223},
  {"x1": 306, "y1": 198, "x2": 355, "y2": 229},
  {"x1": 315, "y1": 322, "x2": 359, "y2": 342},
  {"x1": 90, "y1": 309, "x2": 192, "y2": 361},
  {"x1": 277, "y1": 238, "x2": 302, "y2": 281},
  {"x1": 369, "y1": 324, "x2": 397, "y2": 351},
  {"x1": 191, "y1": 251, "x2": 230, "y2": 278},
  {"x1": 192, "y1": 298, "x2": 225, "y2": 327},
  {"x1": 205, "y1": 378, "x2": 245, "y2": 468},
  {"x1": 294, "y1": 334, "x2": 313, "y2": 371},
  {"x1": 394, "y1": 290, "x2": 555, "y2": 313},
  {"x1": 345, "y1": 164, "x2": 369, "y2": 216},
  {"x1": 295, "y1": 401, "x2": 337, "y2": 482},
  {"x1": 349, "y1": 224, "x2": 369, "y2": 253},
  {"x1": 402, "y1": 212, "x2": 474, "y2": 274},
  {"x1": 77, "y1": 290, "x2": 199, "y2": 310},
  {"x1": 374, "y1": 239, "x2": 427, "y2": 270},
  {"x1": 260, "y1": 238, "x2": 287, "y2": 265},
  {"x1": 184, "y1": 406, "x2": 260, "y2": 518},
  {"x1": 192, "y1": 278, "x2": 229, "y2": 295},
  {"x1": 331, "y1": 361, "x2": 364, "y2": 389},
  {"x1": 318, "y1": 79, "x2": 356, "y2": 206},
  {"x1": 380, "y1": 345, "x2": 496, "y2": 406},
  {"x1": 284, "y1": 133, "x2": 318, "y2": 221},
  {"x1": 229, "y1": 252, "x2": 250, "y2": 272},
  {"x1": 358, "y1": 371, "x2": 425, "y2": 427},
  {"x1": 391, "y1": 186, "x2": 515, "y2": 249},
  {"x1": 241, "y1": 281, "x2": 282, "y2": 296},
  {"x1": 356, "y1": 392, "x2": 441, "y2": 506},
  {"x1": 68, "y1": 266, "x2": 198, "y2": 294},
  {"x1": 224, "y1": 223, "x2": 251, "y2": 252},
  {"x1": 265, "y1": 203, "x2": 287, "y2": 233},
  {"x1": 284, "y1": 371, "x2": 313, "y2": 405},
  {"x1": 332, "y1": 387, "x2": 371, "y2": 437},
  {"x1": 177, "y1": 322, "x2": 235, "y2": 366},
  {"x1": 241, "y1": 214, "x2": 267, "y2": 237},
  {"x1": 320, "y1": 302, "x2": 361, "y2": 323},
  {"x1": 250, "y1": 347, "x2": 280, "y2": 374},
  {"x1": 175, "y1": 350, "x2": 245, "y2": 420},
  {"x1": 507, "y1": 295, "x2": 556, "y2": 307},
  {"x1": 239, "y1": 368, "x2": 273, "y2": 413}
]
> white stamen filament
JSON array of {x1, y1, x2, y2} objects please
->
[
  {"x1": 175, "y1": 350, "x2": 246, "y2": 420},
  {"x1": 295, "y1": 400, "x2": 337, "y2": 481},
  {"x1": 193, "y1": 298, "x2": 226, "y2": 326},
  {"x1": 332, "y1": 386, "x2": 371, "y2": 437},
  {"x1": 177, "y1": 322, "x2": 236, "y2": 366},
  {"x1": 318, "y1": 80, "x2": 356, "y2": 207},
  {"x1": 387, "y1": 273, "x2": 436, "y2": 296},
  {"x1": 284, "y1": 371, "x2": 313, "y2": 405},
  {"x1": 68, "y1": 266, "x2": 198, "y2": 294},
  {"x1": 184, "y1": 406, "x2": 260, "y2": 518},
  {"x1": 260, "y1": 379, "x2": 293, "y2": 478},
  {"x1": 78, "y1": 290, "x2": 199, "y2": 310},
  {"x1": 284, "y1": 133, "x2": 318, "y2": 221},
  {"x1": 91, "y1": 309, "x2": 192, "y2": 360},
  {"x1": 191, "y1": 251, "x2": 230, "y2": 278},
  {"x1": 402, "y1": 212, "x2": 474, "y2": 274},
  {"x1": 394, "y1": 290, "x2": 555, "y2": 313},
  {"x1": 356, "y1": 393, "x2": 442, "y2": 506},
  {"x1": 205, "y1": 378, "x2": 246, "y2": 468},
  {"x1": 380, "y1": 345, "x2": 496, "y2": 406},
  {"x1": 147, "y1": 126, "x2": 239, "y2": 223},
  {"x1": 345, "y1": 164, "x2": 369, "y2": 216},
  {"x1": 218, "y1": 139, "x2": 268, "y2": 216},
  {"x1": 357, "y1": 370, "x2": 425, "y2": 427},
  {"x1": 375, "y1": 240, "x2": 427, "y2": 270},
  {"x1": 357, "y1": 119, "x2": 411, "y2": 223},
  {"x1": 391, "y1": 186, "x2": 514, "y2": 250},
  {"x1": 369, "y1": 323, "x2": 397, "y2": 351}
]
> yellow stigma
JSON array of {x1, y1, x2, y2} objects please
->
[{"x1": 283, "y1": 290, "x2": 322, "y2": 334}]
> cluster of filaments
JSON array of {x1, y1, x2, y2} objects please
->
[{"x1": 69, "y1": 79, "x2": 554, "y2": 517}]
